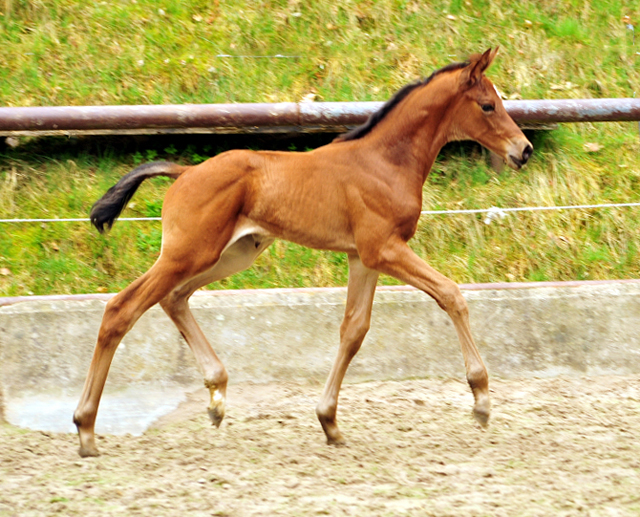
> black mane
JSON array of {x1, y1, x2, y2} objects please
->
[{"x1": 334, "y1": 61, "x2": 470, "y2": 143}]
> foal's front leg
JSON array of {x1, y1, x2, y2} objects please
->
[
  {"x1": 316, "y1": 255, "x2": 379, "y2": 444},
  {"x1": 369, "y1": 238, "x2": 491, "y2": 426}
]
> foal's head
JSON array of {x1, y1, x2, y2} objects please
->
[
  {"x1": 338, "y1": 48, "x2": 532, "y2": 170},
  {"x1": 443, "y1": 48, "x2": 533, "y2": 170}
]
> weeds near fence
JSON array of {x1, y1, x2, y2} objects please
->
[{"x1": 0, "y1": 0, "x2": 639, "y2": 295}]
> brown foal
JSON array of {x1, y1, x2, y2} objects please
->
[{"x1": 73, "y1": 48, "x2": 532, "y2": 457}]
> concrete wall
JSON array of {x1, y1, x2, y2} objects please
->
[{"x1": 1, "y1": 280, "x2": 640, "y2": 434}]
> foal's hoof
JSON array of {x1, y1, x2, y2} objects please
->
[
  {"x1": 327, "y1": 436, "x2": 347, "y2": 447},
  {"x1": 78, "y1": 445, "x2": 100, "y2": 458},
  {"x1": 323, "y1": 426, "x2": 347, "y2": 446},
  {"x1": 207, "y1": 387, "x2": 226, "y2": 428},
  {"x1": 76, "y1": 425, "x2": 100, "y2": 458},
  {"x1": 208, "y1": 406, "x2": 225, "y2": 428},
  {"x1": 473, "y1": 405, "x2": 490, "y2": 428}
]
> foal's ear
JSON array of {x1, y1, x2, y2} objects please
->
[{"x1": 461, "y1": 47, "x2": 499, "y2": 88}]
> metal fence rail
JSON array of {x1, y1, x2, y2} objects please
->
[{"x1": 1, "y1": 98, "x2": 640, "y2": 137}]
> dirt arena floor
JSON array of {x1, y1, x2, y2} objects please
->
[{"x1": 1, "y1": 375, "x2": 639, "y2": 516}]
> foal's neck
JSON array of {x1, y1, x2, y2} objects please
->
[{"x1": 367, "y1": 75, "x2": 459, "y2": 184}]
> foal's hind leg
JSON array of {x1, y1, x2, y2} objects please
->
[
  {"x1": 161, "y1": 282, "x2": 228, "y2": 427},
  {"x1": 316, "y1": 255, "x2": 379, "y2": 444},
  {"x1": 160, "y1": 233, "x2": 273, "y2": 428},
  {"x1": 73, "y1": 259, "x2": 188, "y2": 457}
]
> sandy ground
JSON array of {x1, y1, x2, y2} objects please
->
[{"x1": 1, "y1": 375, "x2": 639, "y2": 516}]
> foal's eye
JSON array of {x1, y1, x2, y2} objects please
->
[{"x1": 481, "y1": 104, "x2": 495, "y2": 113}]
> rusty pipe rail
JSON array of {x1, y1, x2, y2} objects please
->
[
  {"x1": 0, "y1": 102, "x2": 379, "y2": 136},
  {"x1": 505, "y1": 98, "x2": 640, "y2": 123},
  {"x1": 1, "y1": 98, "x2": 639, "y2": 136}
]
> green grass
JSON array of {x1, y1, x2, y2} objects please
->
[{"x1": 0, "y1": 0, "x2": 639, "y2": 296}]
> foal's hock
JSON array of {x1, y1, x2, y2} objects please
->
[{"x1": 74, "y1": 48, "x2": 533, "y2": 457}]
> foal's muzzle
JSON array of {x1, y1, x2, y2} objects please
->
[{"x1": 508, "y1": 143, "x2": 533, "y2": 170}]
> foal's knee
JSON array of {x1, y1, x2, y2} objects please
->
[
  {"x1": 98, "y1": 296, "x2": 135, "y2": 345},
  {"x1": 437, "y1": 282, "x2": 468, "y2": 319},
  {"x1": 340, "y1": 311, "x2": 371, "y2": 353}
]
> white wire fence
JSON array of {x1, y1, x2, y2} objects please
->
[{"x1": 1, "y1": 201, "x2": 640, "y2": 226}]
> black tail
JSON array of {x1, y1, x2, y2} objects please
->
[{"x1": 90, "y1": 161, "x2": 187, "y2": 233}]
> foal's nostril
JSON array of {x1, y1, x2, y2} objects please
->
[{"x1": 522, "y1": 144, "x2": 533, "y2": 164}]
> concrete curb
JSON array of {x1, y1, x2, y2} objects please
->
[{"x1": 2, "y1": 280, "x2": 640, "y2": 434}]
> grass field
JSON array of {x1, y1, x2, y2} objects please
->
[{"x1": 1, "y1": 0, "x2": 639, "y2": 296}]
